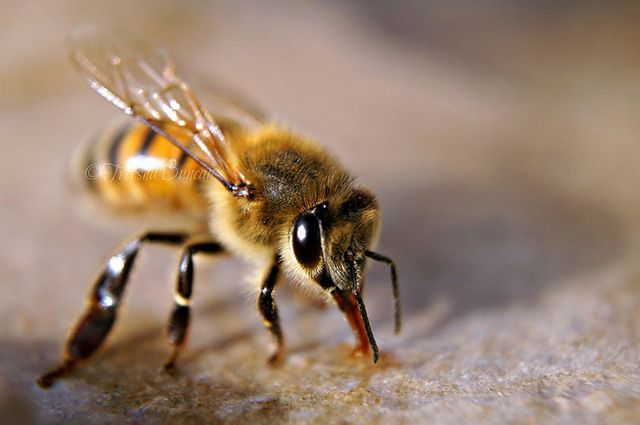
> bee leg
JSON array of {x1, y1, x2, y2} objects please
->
[
  {"x1": 37, "y1": 231, "x2": 188, "y2": 389},
  {"x1": 332, "y1": 289, "x2": 371, "y2": 359},
  {"x1": 163, "y1": 241, "x2": 224, "y2": 372},
  {"x1": 258, "y1": 259, "x2": 284, "y2": 366}
]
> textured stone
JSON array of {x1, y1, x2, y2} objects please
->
[{"x1": 1, "y1": 1, "x2": 639, "y2": 424}]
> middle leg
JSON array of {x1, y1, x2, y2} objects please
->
[{"x1": 163, "y1": 241, "x2": 224, "y2": 371}]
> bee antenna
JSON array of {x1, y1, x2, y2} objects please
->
[
  {"x1": 348, "y1": 258, "x2": 379, "y2": 364},
  {"x1": 365, "y1": 250, "x2": 401, "y2": 334}
]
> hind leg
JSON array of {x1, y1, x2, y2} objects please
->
[{"x1": 37, "y1": 231, "x2": 188, "y2": 389}]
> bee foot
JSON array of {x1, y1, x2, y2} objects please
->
[
  {"x1": 267, "y1": 351, "x2": 285, "y2": 367},
  {"x1": 162, "y1": 361, "x2": 176, "y2": 373},
  {"x1": 37, "y1": 359, "x2": 77, "y2": 389}
]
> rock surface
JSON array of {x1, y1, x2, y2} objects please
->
[{"x1": 1, "y1": 1, "x2": 639, "y2": 423}]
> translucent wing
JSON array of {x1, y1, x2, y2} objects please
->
[
  {"x1": 69, "y1": 26, "x2": 254, "y2": 198},
  {"x1": 191, "y1": 73, "x2": 269, "y2": 129}
]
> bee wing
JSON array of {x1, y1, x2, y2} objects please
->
[
  {"x1": 192, "y1": 73, "x2": 269, "y2": 128},
  {"x1": 69, "y1": 27, "x2": 251, "y2": 196}
]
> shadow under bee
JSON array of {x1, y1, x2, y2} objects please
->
[{"x1": 10, "y1": 340, "x2": 289, "y2": 424}]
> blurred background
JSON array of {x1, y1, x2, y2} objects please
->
[{"x1": 1, "y1": 1, "x2": 639, "y2": 423}]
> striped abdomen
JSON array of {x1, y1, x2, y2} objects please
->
[{"x1": 77, "y1": 121, "x2": 211, "y2": 218}]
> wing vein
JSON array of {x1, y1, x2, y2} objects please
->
[{"x1": 69, "y1": 26, "x2": 254, "y2": 198}]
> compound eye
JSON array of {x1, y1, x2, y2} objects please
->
[{"x1": 292, "y1": 214, "x2": 322, "y2": 268}]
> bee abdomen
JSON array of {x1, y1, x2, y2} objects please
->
[{"x1": 76, "y1": 121, "x2": 209, "y2": 216}]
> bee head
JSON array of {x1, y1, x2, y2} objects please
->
[
  {"x1": 283, "y1": 186, "x2": 400, "y2": 363},
  {"x1": 288, "y1": 188, "x2": 379, "y2": 289}
]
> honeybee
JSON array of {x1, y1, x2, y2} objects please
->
[{"x1": 38, "y1": 28, "x2": 400, "y2": 388}]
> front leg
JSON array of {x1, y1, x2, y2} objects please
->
[{"x1": 258, "y1": 258, "x2": 284, "y2": 365}]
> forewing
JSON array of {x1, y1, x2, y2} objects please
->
[
  {"x1": 69, "y1": 26, "x2": 247, "y2": 193},
  {"x1": 191, "y1": 72, "x2": 269, "y2": 128}
]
